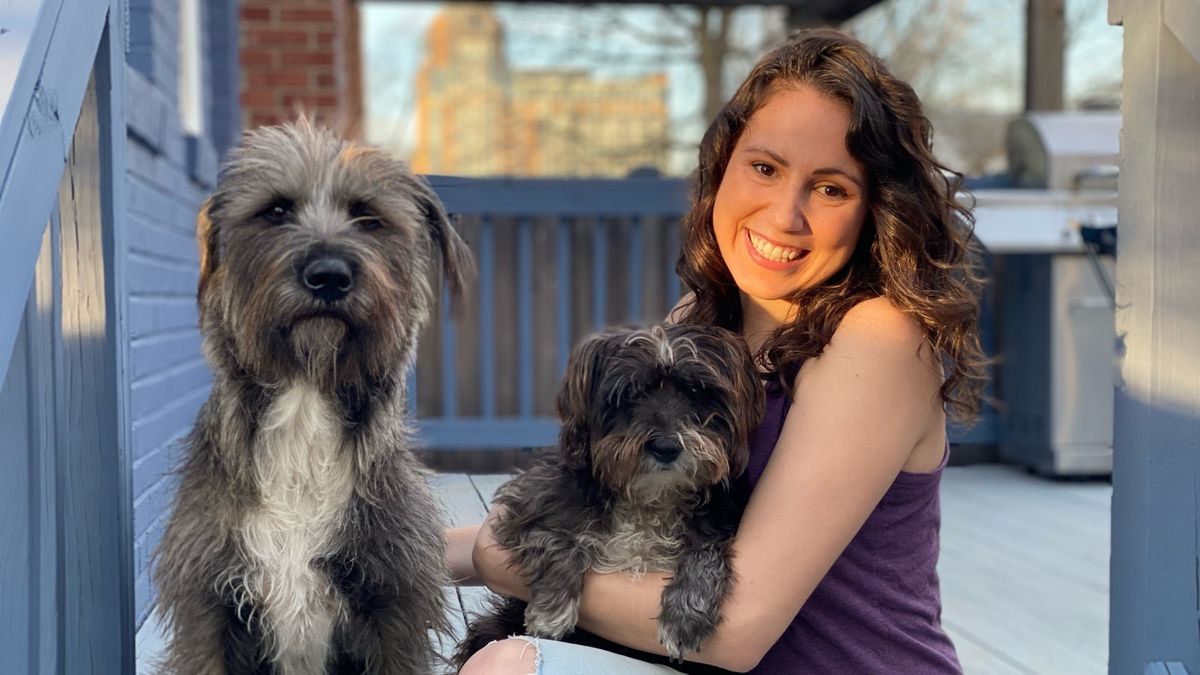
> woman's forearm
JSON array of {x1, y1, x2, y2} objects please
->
[
  {"x1": 575, "y1": 570, "x2": 753, "y2": 671},
  {"x1": 446, "y1": 525, "x2": 484, "y2": 585}
]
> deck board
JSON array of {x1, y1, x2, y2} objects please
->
[
  {"x1": 134, "y1": 464, "x2": 1112, "y2": 674},
  {"x1": 439, "y1": 465, "x2": 1112, "y2": 675}
]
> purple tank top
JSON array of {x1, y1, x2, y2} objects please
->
[{"x1": 742, "y1": 381, "x2": 962, "y2": 674}]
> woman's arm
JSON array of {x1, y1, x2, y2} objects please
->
[
  {"x1": 446, "y1": 525, "x2": 484, "y2": 585},
  {"x1": 474, "y1": 298, "x2": 944, "y2": 671}
]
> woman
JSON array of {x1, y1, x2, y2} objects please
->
[{"x1": 446, "y1": 27, "x2": 986, "y2": 674}]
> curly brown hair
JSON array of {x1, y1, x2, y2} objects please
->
[{"x1": 676, "y1": 28, "x2": 988, "y2": 425}]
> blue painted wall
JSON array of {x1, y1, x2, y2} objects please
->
[{"x1": 124, "y1": 0, "x2": 238, "y2": 629}]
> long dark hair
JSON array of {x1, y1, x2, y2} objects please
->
[{"x1": 676, "y1": 28, "x2": 987, "y2": 425}]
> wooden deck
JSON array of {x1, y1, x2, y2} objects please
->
[
  {"x1": 135, "y1": 464, "x2": 1111, "y2": 674},
  {"x1": 431, "y1": 465, "x2": 1112, "y2": 675}
]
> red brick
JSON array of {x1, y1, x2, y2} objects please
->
[
  {"x1": 249, "y1": 112, "x2": 286, "y2": 128},
  {"x1": 246, "y1": 29, "x2": 309, "y2": 46},
  {"x1": 241, "y1": 89, "x2": 277, "y2": 107},
  {"x1": 282, "y1": 8, "x2": 335, "y2": 23},
  {"x1": 282, "y1": 93, "x2": 339, "y2": 108},
  {"x1": 315, "y1": 73, "x2": 336, "y2": 88},
  {"x1": 285, "y1": 50, "x2": 334, "y2": 66},
  {"x1": 245, "y1": 69, "x2": 309, "y2": 88},
  {"x1": 239, "y1": 6, "x2": 272, "y2": 22},
  {"x1": 239, "y1": 48, "x2": 275, "y2": 67}
]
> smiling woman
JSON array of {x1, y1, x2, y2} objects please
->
[{"x1": 461, "y1": 28, "x2": 987, "y2": 675}]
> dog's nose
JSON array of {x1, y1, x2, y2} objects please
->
[
  {"x1": 647, "y1": 438, "x2": 682, "y2": 464},
  {"x1": 301, "y1": 256, "x2": 354, "y2": 302}
]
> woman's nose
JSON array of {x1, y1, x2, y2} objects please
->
[{"x1": 766, "y1": 191, "x2": 807, "y2": 232}]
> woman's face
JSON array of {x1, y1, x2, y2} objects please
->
[{"x1": 713, "y1": 85, "x2": 869, "y2": 321}]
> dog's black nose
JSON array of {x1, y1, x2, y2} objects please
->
[
  {"x1": 647, "y1": 438, "x2": 682, "y2": 464},
  {"x1": 302, "y1": 256, "x2": 354, "y2": 302}
]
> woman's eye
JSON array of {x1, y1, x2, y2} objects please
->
[
  {"x1": 752, "y1": 162, "x2": 776, "y2": 178},
  {"x1": 817, "y1": 184, "x2": 848, "y2": 199},
  {"x1": 256, "y1": 199, "x2": 294, "y2": 226}
]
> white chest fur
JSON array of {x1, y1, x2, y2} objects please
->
[
  {"x1": 588, "y1": 500, "x2": 686, "y2": 575},
  {"x1": 239, "y1": 383, "x2": 355, "y2": 675}
]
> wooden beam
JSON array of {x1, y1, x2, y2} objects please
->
[
  {"x1": 0, "y1": 0, "x2": 109, "y2": 386},
  {"x1": 1025, "y1": 0, "x2": 1065, "y2": 111},
  {"x1": 1109, "y1": 0, "x2": 1200, "y2": 671}
]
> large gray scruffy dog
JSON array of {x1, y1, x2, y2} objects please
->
[
  {"x1": 154, "y1": 119, "x2": 472, "y2": 675},
  {"x1": 454, "y1": 324, "x2": 764, "y2": 672}
]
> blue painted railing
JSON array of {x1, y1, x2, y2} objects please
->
[
  {"x1": 416, "y1": 176, "x2": 689, "y2": 449},
  {"x1": 418, "y1": 176, "x2": 998, "y2": 450}
]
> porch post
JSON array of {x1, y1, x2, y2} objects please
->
[{"x1": 1108, "y1": 0, "x2": 1200, "y2": 672}]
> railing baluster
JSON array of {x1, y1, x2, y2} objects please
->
[
  {"x1": 556, "y1": 216, "x2": 571, "y2": 377},
  {"x1": 517, "y1": 216, "x2": 534, "y2": 417},
  {"x1": 666, "y1": 216, "x2": 681, "y2": 305},
  {"x1": 440, "y1": 284, "x2": 457, "y2": 418},
  {"x1": 479, "y1": 214, "x2": 496, "y2": 418},
  {"x1": 592, "y1": 216, "x2": 607, "y2": 330},
  {"x1": 628, "y1": 214, "x2": 642, "y2": 323}
]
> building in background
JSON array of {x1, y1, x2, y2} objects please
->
[
  {"x1": 412, "y1": 4, "x2": 669, "y2": 177},
  {"x1": 238, "y1": 0, "x2": 364, "y2": 137}
]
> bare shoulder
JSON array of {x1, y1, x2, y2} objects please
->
[
  {"x1": 803, "y1": 297, "x2": 939, "y2": 385},
  {"x1": 836, "y1": 297, "x2": 926, "y2": 349}
]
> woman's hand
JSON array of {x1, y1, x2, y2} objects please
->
[{"x1": 471, "y1": 504, "x2": 531, "y2": 601}]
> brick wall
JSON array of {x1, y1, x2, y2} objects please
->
[
  {"x1": 239, "y1": 0, "x2": 363, "y2": 137},
  {"x1": 125, "y1": 0, "x2": 239, "y2": 629}
]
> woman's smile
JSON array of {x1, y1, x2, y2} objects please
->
[{"x1": 744, "y1": 228, "x2": 810, "y2": 269}]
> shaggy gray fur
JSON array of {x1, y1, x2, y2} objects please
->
[
  {"x1": 453, "y1": 324, "x2": 764, "y2": 670},
  {"x1": 153, "y1": 120, "x2": 472, "y2": 675}
]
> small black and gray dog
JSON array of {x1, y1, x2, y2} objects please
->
[
  {"x1": 154, "y1": 120, "x2": 472, "y2": 675},
  {"x1": 453, "y1": 323, "x2": 764, "y2": 671}
]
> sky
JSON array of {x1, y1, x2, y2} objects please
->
[
  {"x1": 0, "y1": 0, "x2": 48, "y2": 119},
  {"x1": 361, "y1": 0, "x2": 1123, "y2": 173}
]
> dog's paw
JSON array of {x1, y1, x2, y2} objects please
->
[
  {"x1": 658, "y1": 592, "x2": 719, "y2": 661},
  {"x1": 523, "y1": 597, "x2": 580, "y2": 640},
  {"x1": 658, "y1": 616, "x2": 709, "y2": 662}
]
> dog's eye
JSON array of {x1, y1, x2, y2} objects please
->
[
  {"x1": 349, "y1": 202, "x2": 385, "y2": 231},
  {"x1": 256, "y1": 199, "x2": 294, "y2": 226}
]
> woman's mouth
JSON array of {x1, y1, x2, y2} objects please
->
[{"x1": 745, "y1": 229, "x2": 808, "y2": 269}]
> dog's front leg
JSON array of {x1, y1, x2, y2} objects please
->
[
  {"x1": 158, "y1": 593, "x2": 248, "y2": 675},
  {"x1": 518, "y1": 529, "x2": 592, "y2": 640},
  {"x1": 658, "y1": 541, "x2": 735, "y2": 661}
]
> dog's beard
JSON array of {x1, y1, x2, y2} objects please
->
[{"x1": 290, "y1": 316, "x2": 349, "y2": 381}]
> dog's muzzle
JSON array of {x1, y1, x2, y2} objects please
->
[{"x1": 301, "y1": 255, "x2": 354, "y2": 303}]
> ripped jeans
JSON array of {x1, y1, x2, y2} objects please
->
[{"x1": 505, "y1": 636, "x2": 686, "y2": 675}]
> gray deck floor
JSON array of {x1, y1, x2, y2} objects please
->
[
  {"x1": 431, "y1": 465, "x2": 1112, "y2": 675},
  {"x1": 136, "y1": 464, "x2": 1111, "y2": 674}
]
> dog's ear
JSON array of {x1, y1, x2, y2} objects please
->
[
  {"x1": 701, "y1": 326, "x2": 764, "y2": 477},
  {"x1": 196, "y1": 197, "x2": 221, "y2": 317},
  {"x1": 412, "y1": 177, "x2": 475, "y2": 309},
  {"x1": 556, "y1": 330, "x2": 622, "y2": 470}
]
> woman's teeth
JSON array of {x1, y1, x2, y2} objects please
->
[{"x1": 748, "y1": 231, "x2": 804, "y2": 263}]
